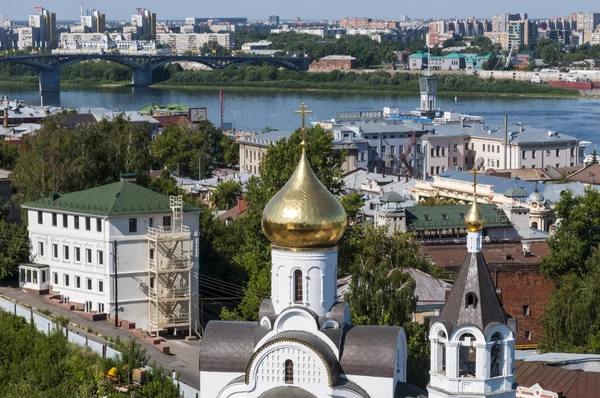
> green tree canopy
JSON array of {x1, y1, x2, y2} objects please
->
[
  {"x1": 541, "y1": 188, "x2": 600, "y2": 280},
  {"x1": 340, "y1": 193, "x2": 364, "y2": 221},
  {"x1": 12, "y1": 116, "x2": 151, "y2": 203},
  {"x1": 211, "y1": 179, "x2": 243, "y2": 210},
  {"x1": 152, "y1": 121, "x2": 226, "y2": 179}
]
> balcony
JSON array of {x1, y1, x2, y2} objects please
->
[{"x1": 149, "y1": 286, "x2": 190, "y2": 300}]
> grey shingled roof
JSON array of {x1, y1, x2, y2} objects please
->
[
  {"x1": 199, "y1": 321, "x2": 258, "y2": 372},
  {"x1": 436, "y1": 252, "x2": 507, "y2": 336},
  {"x1": 340, "y1": 325, "x2": 402, "y2": 378},
  {"x1": 259, "y1": 387, "x2": 317, "y2": 398}
]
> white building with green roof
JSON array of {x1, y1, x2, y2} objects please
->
[{"x1": 21, "y1": 181, "x2": 201, "y2": 336}]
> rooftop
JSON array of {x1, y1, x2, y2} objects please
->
[
  {"x1": 424, "y1": 242, "x2": 549, "y2": 271},
  {"x1": 405, "y1": 121, "x2": 579, "y2": 145},
  {"x1": 405, "y1": 204, "x2": 511, "y2": 231},
  {"x1": 239, "y1": 130, "x2": 294, "y2": 147},
  {"x1": 23, "y1": 181, "x2": 200, "y2": 216}
]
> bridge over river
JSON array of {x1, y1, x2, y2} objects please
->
[{"x1": 0, "y1": 54, "x2": 314, "y2": 93}]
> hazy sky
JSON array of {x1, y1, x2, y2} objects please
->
[{"x1": 1, "y1": 0, "x2": 597, "y2": 21}]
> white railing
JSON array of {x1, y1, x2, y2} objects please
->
[{"x1": 149, "y1": 287, "x2": 189, "y2": 299}]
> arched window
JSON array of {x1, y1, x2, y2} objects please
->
[
  {"x1": 285, "y1": 360, "x2": 294, "y2": 384},
  {"x1": 459, "y1": 333, "x2": 476, "y2": 377},
  {"x1": 465, "y1": 292, "x2": 477, "y2": 309},
  {"x1": 531, "y1": 222, "x2": 538, "y2": 230},
  {"x1": 435, "y1": 330, "x2": 447, "y2": 374},
  {"x1": 293, "y1": 270, "x2": 303, "y2": 303},
  {"x1": 490, "y1": 332, "x2": 503, "y2": 377}
]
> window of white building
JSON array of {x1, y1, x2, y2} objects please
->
[
  {"x1": 75, "y1": 247, "x2": 81, "y2": 262},
  {"x1": 52, "y1": 213, "x2": 57, "y2": 226},
  {"x1": 52, "y1": 244, "x2": 58, "y2": 259},
  {"x1": 75, "y1": 276, "x2": 81, "y2": 289},
  {"x1": 74, "y1": 216, "x2": 79, "y2": 229},
  {"x1": 129, "y1": 218, "x2": 137, "y2": 233},
  {"x1": 87, "y1": 278, "x2": 92, "y2": 290},
  {"x1": 96, "y1": 218, "x2": 102, "y2": 232},
  {"x1": 64, "y1": 274, "x2": 70, "y2": 287},
  {"x1": 86, "y1": 249, "x2": 92, "y2": 264},
  {"x1": 38, "y1": 211, "x2": 43, "y2": 224},
  {"x1": 53, "y1": 272, "x2": 58, "y2": 285},
  {"x1": 63, "y1": 246, "x2": 69, "y2": 260},
  {"x1": 38, "y1": 242, "x2": 44, "y2": 257},
  {"x1": 85, "y1": 217, "x2": 91, "y2": 231},
  {"x1": 63, "y1": 214, "x2": 68, "y2": 228},
  {"x1": 97, "y1": 251, "x2": 103, "y2": 265},
  {"x1": 98, "y1": 280, "x2": 104, "y2": 292}
]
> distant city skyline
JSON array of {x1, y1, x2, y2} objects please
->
[{"x1": 1, "y1": 0, "x2": 598, "y2": 21}]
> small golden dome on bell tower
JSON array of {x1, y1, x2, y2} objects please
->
[{"x1": 465, "y1": 168, "x2": 486, "y2": 232}]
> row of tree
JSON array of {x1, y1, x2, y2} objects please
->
[
  {"x1": 156, "y1": 64, "x2": 577, "y2": 96},
  {"x1": 0, "y1": 310, "x2": 180, "y2": 397}
]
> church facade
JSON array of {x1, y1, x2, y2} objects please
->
[{"x1": 199, "y1": 106, "x2": 422, "y2": 398}]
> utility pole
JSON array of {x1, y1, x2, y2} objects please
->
[
  {"x1": 113, "y1": 240, "x2": 119, "y2": 327},
  {"x1": 504, "y1": 115, "x2": 508, "y2": 169}
]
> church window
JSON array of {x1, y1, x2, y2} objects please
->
[
  {"x1": 525, "y1": 331, "x2": 531, "y2": 340},
  {"x1": 466, "y1": 292, "x2": 477, "y2": 308},
  {"x1": 285, "y1": 360, "x2": 294, "y2": 384},
  {"x1": 523, "y1": 305, "x2": 530, "y2": 317},
  {"x1": 294, "y1": 270, "x2": 303, "y2": 303},
  {"x1": 458, "y1": 333, "x2": 476, "y2": 377}
]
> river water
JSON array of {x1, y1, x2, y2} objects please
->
[{"x1": 5, "y1": 85, "x2": 600, "y2": 151}]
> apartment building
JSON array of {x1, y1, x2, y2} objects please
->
[
  {"x1": 406, "y1": 121, "x2": 581, "y2": 177},
  {"x1": 20, "y1": 181, "x2": 201, "y2": 336},
  {"x1": 156, "y1": 32, "x2": 232, "y2": 53}
]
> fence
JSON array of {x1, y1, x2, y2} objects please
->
[{"x1": 0, "y1": 296, "x2": 199, "y2": 398}]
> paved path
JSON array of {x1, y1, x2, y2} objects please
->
[{"x1": 0, "y1": 284, "x2": 200, "y2": 390}]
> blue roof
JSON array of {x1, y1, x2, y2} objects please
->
[{"x1": 438, "y1": 170, "x2": 591, "y2": 202}]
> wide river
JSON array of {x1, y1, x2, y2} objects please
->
[{"x1": 5, "y1": 85, "x2": 600, "y2": 151}]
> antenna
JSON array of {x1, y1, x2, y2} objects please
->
[{"x1": 81, "y1": 2, "x2": 84, "y2": 17}]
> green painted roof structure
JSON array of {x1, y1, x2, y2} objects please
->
[
  {"x1": 504, "y1": 187, "x2": 529, "y2": 198},
  {"x1": 380, "y1": 191, "x2": 405, "y2": 203},
  {"x1": 23, "y1": 181, "x2": 200, "y2": 217},
  {"x1": 138, "y1": 104, "x2": 190, "y2": 113},
  {"x1": 405, "y1": 204, "x2": 511, "y2": 231}
]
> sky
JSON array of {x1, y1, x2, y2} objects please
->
[{"x1": 1, "y1": 0, "x2": 597, "y2": 21}]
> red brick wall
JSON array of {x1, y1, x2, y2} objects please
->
[{"x1": 493, "y1": 270, "x2": 555, "y2": 346}]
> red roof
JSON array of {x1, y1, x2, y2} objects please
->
[
  {"x1": 153, "y1": 115, "x2": 190, "y2": 128},
  {"x1": 515, "y1": 361, "x2": 600, "y2": 397},
  {"x1": 218, "y1": 199, "x2": 248, "y2": 221}
]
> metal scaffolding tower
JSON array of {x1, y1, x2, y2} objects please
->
[{"x1": 147, "y1": 195, "x2": 192, "y2": 337}]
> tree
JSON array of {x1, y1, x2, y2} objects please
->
[
  {"x1": 0, "y1": 141, "x2": 18, "y2": 169},
  {"x1": 152, "y1": 121, "x2": 224, "y2": 179},
  {"x1": 220, "y1": 135, "x2": 239, "y2": 168},
  {"x1": 0, "y1": 220, "x2": 28, "y2": 279},
  {"x1": 11, "y1": 116, "x2": 152, "y2": 203},
  {"x1": 340, "y1": 193, "x2": 364, "y2": 222},
  {"x1": 541, "y1": 188, "x2": 600, "y2": 280},
  {"x1": 211, "y1": 180, "x2": 243, "y2": 210},
  {"x1": 221, "y1": 125, "x2": 345, "y2": 321}
]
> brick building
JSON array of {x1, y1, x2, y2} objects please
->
[
  {"x1": 424, "y1": 242, "x2": 554, "y2": 347},
  {"x1": 309, "y1": 55, "x2": 357, "y2": 70}
]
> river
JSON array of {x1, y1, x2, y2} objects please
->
[{"x1": 4, "y1": 84, "x2": 600, "y2": 151}]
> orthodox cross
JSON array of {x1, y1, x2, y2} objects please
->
[{"x1": 294, "y1": 102, "x2": 312, "y2": 146}]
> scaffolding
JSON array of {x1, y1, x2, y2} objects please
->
[{"x1": 147, "y1": 195, "x2": 192, "y2": 337}]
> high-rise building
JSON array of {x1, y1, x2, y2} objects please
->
[
  {"x1": 28, "y1": 7, "x2": 56, "y2": 49},
  {"x1": 576, "y1": 12, "x2": 600, "y2": 31},
  {"x1": 268, "y1": 15, "x2": 279, "y2": 26},
  {"x1": 131, "y1": 8, "x2": 156, "y2": 38},
  {"x1": 93, "y1": 10, "x2": 106, "y2": 33},
  {"x1": 492, "y1": 13, "x2": 527, "y2": 32}
]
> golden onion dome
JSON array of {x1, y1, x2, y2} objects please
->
[
  {"x1": 465, "y1": 198, "x2": 485, "y2": 232},
  {"x1": 261, "y1": 147, "x2": 347, "y2": 248}
]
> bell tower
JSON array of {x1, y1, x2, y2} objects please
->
[{"x1": 428, "y1": 169, "x2": 517, "y2": 398}]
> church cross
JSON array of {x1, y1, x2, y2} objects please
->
[
  {"x1": 294, "y1": 102, "x2": 312, "y2": 146},
  {"x1": 473, "y1": 167, "x2": 478, "y2": 197}
]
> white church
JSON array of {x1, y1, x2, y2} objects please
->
[{"x1": 199, "y1": 105, "x2": 517, "y2": 398}]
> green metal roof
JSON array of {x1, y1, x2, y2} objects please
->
[
  {"x1": 138, "y1": 104, "x2": 190, "y2": 113},
  {"x1": 23, "y1": 181, "x2": 200, "y2": 217},
  {"x1": 405, "y1": 204, "x2": 511, "y2": 232},
  {"x1": 504, "y1": 187, "x2": 528, "y2": 198},
  {"x1": 380, "y1": 191, "x2": 405, "y2": 203}
]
